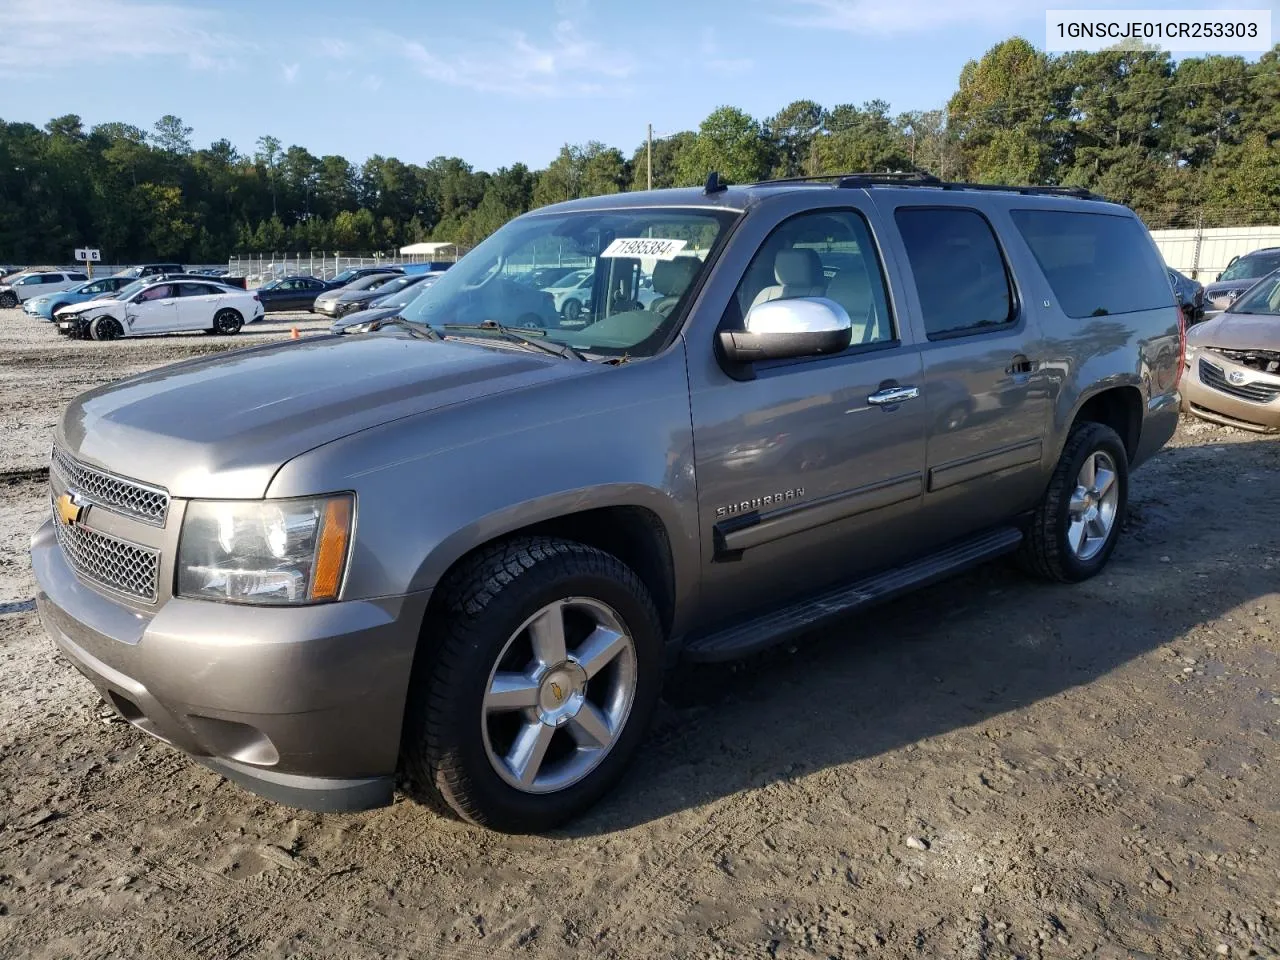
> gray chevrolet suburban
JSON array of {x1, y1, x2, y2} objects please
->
[{"x1": 32, "y1": 173, "x2": 1183, "y2": 832}]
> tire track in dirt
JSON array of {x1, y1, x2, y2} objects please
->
[{"x1": 71, "y1": 808, "x2": 520, "y2": 960}]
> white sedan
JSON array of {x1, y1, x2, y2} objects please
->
[{"x1": 54, "y1": 279, "x2": 264, "y2": 340}]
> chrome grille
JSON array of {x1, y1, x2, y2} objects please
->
[
  {"x1": 1199, "y1": 359, "x2": 1280, "y2": 405},
  {"x1": 51, "y1": 501, "x2": 159, "y2": 602},
  {"x1": 51, "y1": 447, "x2": 170, "y2": 526}
]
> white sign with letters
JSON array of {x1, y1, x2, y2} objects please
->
[
  {"x1": 600, "y1": 237, "x2": 688, "y2": 260},
  {"x1": 74, "y1": 247, "x2": 101, "y2": 262}
]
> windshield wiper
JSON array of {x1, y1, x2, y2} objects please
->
[
  {"x1": 442, "y1": 320, "x2": 587, "y2": 361},
  {"x1": 366, "y1": 315, "x2": 442, "y2": 340}
]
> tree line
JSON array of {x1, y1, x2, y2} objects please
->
[{"x1": 1, "y1": 39, "x2": 1277, "y2": 264}]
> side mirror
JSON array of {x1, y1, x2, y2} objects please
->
[
  {"x1": 719, "y1": 297, "x2": 853, "y2": 365},
  {"x1": 1215, "y1": 273, "x2": 1223, "y2": 281}
]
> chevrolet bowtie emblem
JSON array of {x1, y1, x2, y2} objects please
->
[
  {"x1": 56, "y1": 492, "x2": 84, "y2": 527},
  {"x1": 550, "y1": 682, "x2": 564, "y2": 703}
]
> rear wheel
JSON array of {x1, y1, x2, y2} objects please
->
[
  {"x1": 89, "y1": 316, "x2": 124, "y2": 341},
  {"x1": 561, "y1": 298, "x2": 582, "y2": 323},
  {"x1": 402, "y1": 537, "x2": 663, "y2": 833},
  {"x1": 515, "y1": 313, "x2": 543, "y2": 329},
  {"x1": 213, "y1": 308, "x2": 243, "y2": 335},
  {"x1": 1018, "y1": 422, "x2": 1129, "y2": 583}
]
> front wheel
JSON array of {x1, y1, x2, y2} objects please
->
[
  {"x1": 402, "y1": 538, "x2": 663, "y2": 833},
  {"x1": 1018, "y1": 422, "x2": 1129, "y2": 582},
  {"x1": 0, "y1": 292, "x2": 16, "y2": 309},
  {"x1": 561, "y1": 298, "x2": 582, "y2": 323},
  {"x1": 89, "y1": 316, "x2": 124, "y2": 341},
  {"x1": 213, "y1": 308, "x2": 243, "y2": 335}
]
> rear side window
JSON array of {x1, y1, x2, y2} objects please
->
[
  {"x1": 178, "y1": 283, "x2": 213, "y2": 297},
  {"x1": 895, "y1": 208, "x2": 1014, "y2": 339},
  {"x1": 1009, "y1": 210, "x2": 1169, "y2": 318},
  {"x1": 68, "y1": 272, "x2": 87, "y2": 281}
]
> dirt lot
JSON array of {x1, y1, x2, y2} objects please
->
[{"x1": 0, "y1": 308, "x2": 1277, "y2": 960}]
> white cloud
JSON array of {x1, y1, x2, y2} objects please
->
[
  {"x1": 699, "y1": 27, "x2": 754, "y2": 77},
  {"x1": 397, "y1": 18, "x2": 634, "y2": 97},
  {"x1": 0, "y1": 0, "x2": 244, "y2": 76},
  {"x1": 319, "y1": 38, "x2": 355, "y2": 60},
  {"x1": 282, "y1": 62, "x2": 300, "y2": 84},
  {"x1": 776, "y1": 0, "x2": 1095, "y2": 34}
]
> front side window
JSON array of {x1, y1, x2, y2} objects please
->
[
  {"x1": 397, "y1": 207, "x2": 735, "y2": 358},
  {"x1": 1010, "y1": 209, "x2": 1170, "y2": 319},
  {"x1": 895, "y1": 207, "x2": 1014, "y2": 338},
  {"x1": 137, "y1": 284, "x2": 174, "y2": 302},
  {"x1": 731, "y1": 209, "x2": 895, "y2": 347}
]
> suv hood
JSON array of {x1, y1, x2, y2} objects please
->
[{"x1": 58, "y1": 334, "x2": 582, "y2": 499}]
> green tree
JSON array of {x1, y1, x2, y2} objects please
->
[
  {"x1": 151, "y1": 114, "x2": 193, "y2": 155},
  {"x1": 677, "y1": 107, "x2": 772, "y2": 185}
]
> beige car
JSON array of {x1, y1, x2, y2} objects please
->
[{"x1": 1182, "y1": 268, "x2": 1280, "y2": 432}]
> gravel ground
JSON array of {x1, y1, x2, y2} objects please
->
[{"x1": 0, "y1": 307, "x2": 1277, "y2": 959}]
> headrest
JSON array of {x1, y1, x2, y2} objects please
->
[
  {"x1": 774, "y1": 248, "x2": 823, "y2": 287},
  {"x1": 652, "y1": 257, "x2": 700, "y2": 297}
]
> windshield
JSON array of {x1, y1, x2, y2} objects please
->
[
  {"x1": 330, "y1": 269, "x2": 361, "y2": 285},
  {"x1": 1220, "y1": 254, "x2": 1280, "y2": 282},
  {"x1": 395, "y1": 207, "x2": 734, "y2": 358},
  {"x1": 1227, "y1": 270, "x2": 1280, "y2": 316}
]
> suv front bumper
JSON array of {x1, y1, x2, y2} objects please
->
[{"x1": 32, "y1": 520, "x2": 429, "y2": 811}]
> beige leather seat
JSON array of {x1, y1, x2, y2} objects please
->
[
  {"x1": 648, "y1": 257, "x2": 700, "y2": 317},
  {"x1": 749, "y1": 248, "x2": 826, "y2": 311}
]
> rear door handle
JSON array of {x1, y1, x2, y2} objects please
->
[{"x1": 867, "y1": 386, "x2": 920, "y2": 406}]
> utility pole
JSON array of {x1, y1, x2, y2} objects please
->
[{"x1": 647, "y1": 123, "x2": 653, "y2": 191}]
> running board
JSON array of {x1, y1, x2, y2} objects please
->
[{"x1": 681, "y1": 527, "x2": 1023, "y2": 663}]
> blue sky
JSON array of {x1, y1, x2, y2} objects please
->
[{"x1": 1, "y1": 0, "x2": 1276, "y2": 171}]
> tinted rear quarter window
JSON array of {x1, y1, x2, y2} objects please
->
[
  {"x1": 895, "y1": 207, "x2": 1014, "y2": 339},
  {"x1": 1009, "y1": 210, "x2": 1170, "y2": 318}
]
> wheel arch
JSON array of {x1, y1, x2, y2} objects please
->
[
  {"x1": 1066, "y1": 384, "x2": 1143, "y2": 463},
  {"x1": 415, "y1": 498, "x2": 680, "y2": 644}
]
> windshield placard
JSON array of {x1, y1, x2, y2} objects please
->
[{"x1": 600, "y1": 238, "x2": 688, "y2": 260}]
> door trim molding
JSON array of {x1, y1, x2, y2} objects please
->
[
  {"x1": 713, "y1": 471, "x2": 922, "y2": 560},
  {"x1": 927, "y1": 437, "x2": 1042, "y2": 492}
]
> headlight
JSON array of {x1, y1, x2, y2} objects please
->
[
  {"x1": 177, "y1": 495, "x2": 353, "y2": 604},
  {"x1": 1184, "y1": 343, "x2": 1199, "y2": 367}
]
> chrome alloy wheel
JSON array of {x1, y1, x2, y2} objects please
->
[
  {"x1": 481, "y1": 597, "x2": 637, "y2": 794},
  {"x1": 1067, "y1": 450, "x2": 1119, "y2": 561}
]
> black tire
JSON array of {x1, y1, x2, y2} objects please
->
[
  {"x1": 89, "y1": 316, "x2": 124, "y2": 341},
  {"x1": 213, "y1": 308, "x2": 242, "y2": 335},
  {"x1": 402, "y1": 537, "x2": 663, "y2": 833},
  {"x1": 0, "y1": 292, "x2": 16, "y2": 309},
  {"x1": 1018, "y1": 421, "x2": 1129, "y2": 583},
  {"x1": 50, "y1": 302, "x2": 68, "y2": 316},
  {"x1": 515, "y1": 313, "x2": 543, "y2": 329},
  {"x1": 561, "y1": 298, "x2": 582, "y2": 322}
]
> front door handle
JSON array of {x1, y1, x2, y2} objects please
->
[
  {"x1": 867, "y1": 385, "x2": 920, "y2": 406},
  {"x1": 1007, "y1": 354, "x2": 1036, "y2": 375}
]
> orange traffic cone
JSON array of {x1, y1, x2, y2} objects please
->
[{"x1": 290, "y1": 326, "x2": 300, "y2": 340}]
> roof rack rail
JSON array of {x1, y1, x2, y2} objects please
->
[
  {"x1": 751, "y1": 170, "x2": 938, "y2": 187},
  {"x1": 749, "y1": 171, "x2": 1107, "y2": 202}
]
